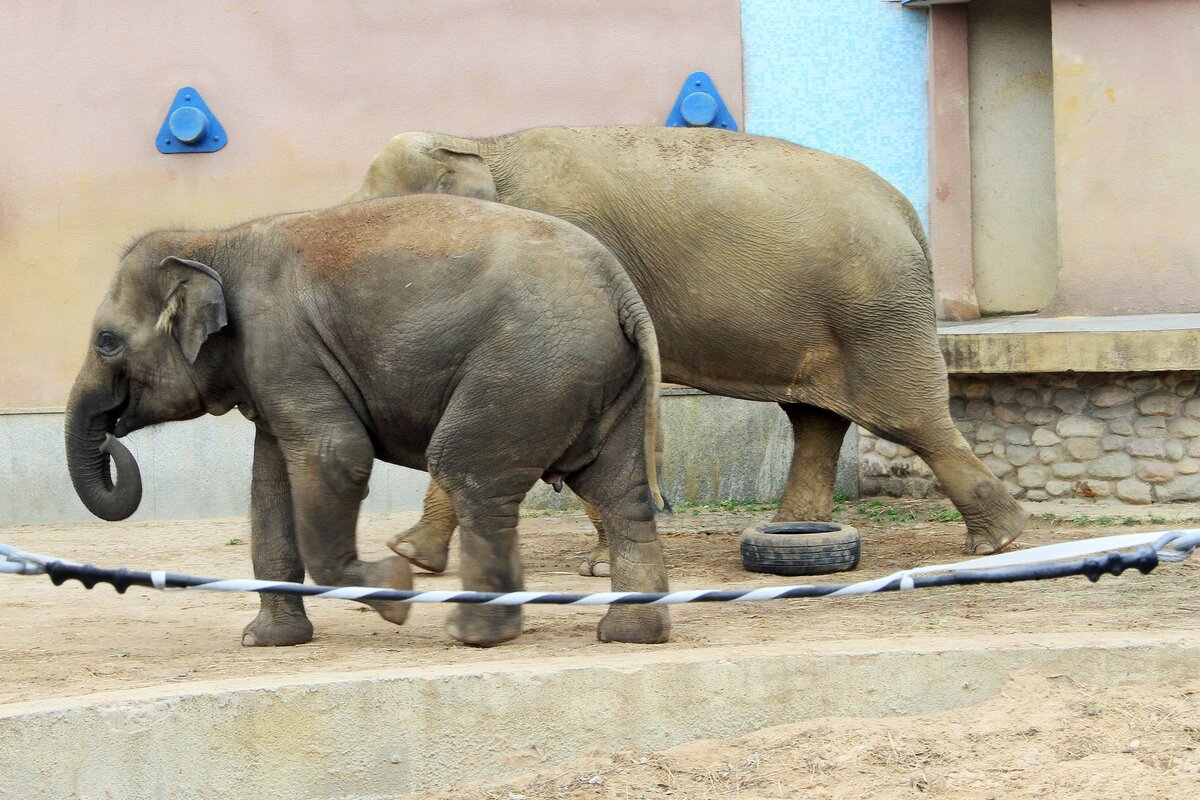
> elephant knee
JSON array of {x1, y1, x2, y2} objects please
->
[
  {"x1": 608, "y1": 482, "x2": 655, "y2": 527},
  {"x1": 307, "y1": 434, "x2": 373, "y2": 499}
]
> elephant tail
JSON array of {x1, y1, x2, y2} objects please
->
[
  {"x1": 911, "y1": 212, "x2": 932, "y2": 274},
  {"x1": 618, "y1": 289, "x2": 667, "y2": 513},
  {"x1": 893, "y1": 191, "x2": 932, "y2": 275}
]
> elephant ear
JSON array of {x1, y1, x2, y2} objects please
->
[
  {"x1": 430, "y1": 146, "x2": 499, "y2": 201},
  {"x1": 156, "y1": 257, "x2": 228, "y2": 364}
]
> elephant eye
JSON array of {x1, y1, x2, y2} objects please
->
[{"x1": 95, "y1": 330, "x2": 124, "y2": 357}]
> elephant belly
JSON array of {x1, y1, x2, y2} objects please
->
[
  {"x1": 615, "y1": 230, "x2": 852, "y2": 406},
  {"x1": 652, "y1": 307, "x2": 845, "y2": 406}
]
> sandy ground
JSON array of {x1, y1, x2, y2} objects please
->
[
  {"x1": 2, "y1": 499, "x2": 1199, "y2": 797},
  {"x1": 403, "y1": 672, "x2": 1200, "y2": 800}
]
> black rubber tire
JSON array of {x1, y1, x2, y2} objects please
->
[{"x1": 739, "y1": 522, "x2": 861, "y2": 576}]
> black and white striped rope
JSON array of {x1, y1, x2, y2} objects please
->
[{"x1": 1, "y1": 529, "x2": 1198, "y2": 606}]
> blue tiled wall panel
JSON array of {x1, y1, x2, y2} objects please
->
[{"x1": 741, "y1": 0, "x2": 929, "y2": 223}]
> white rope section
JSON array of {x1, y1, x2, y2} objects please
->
[
  {"x1": 1, "y1": 529, "x2": 1197, "y2": 606},
  {"x1": 826, "y1": 530, "x2": 1187, "y2": 597}
]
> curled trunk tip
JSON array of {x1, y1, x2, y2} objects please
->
[{"x1": 65, "y1": 394, "x2": 143, "y2": 521}]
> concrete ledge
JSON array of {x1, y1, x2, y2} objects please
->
[
  {"x1": 1, "y1": 632, "x2": 1195, "y2": 799},
  {"x1": 939, "y1": 313, "x2": 1200, "y2": 373}
]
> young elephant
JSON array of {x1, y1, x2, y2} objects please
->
[{"x1": 64, "y1": 195, "x2": 671, "y2": 648}]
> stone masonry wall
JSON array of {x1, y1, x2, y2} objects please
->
[{"x1": 859, "y1": 371, "x2": 1200, "y2": 504}]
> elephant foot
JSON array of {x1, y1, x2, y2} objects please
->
[
  {"x1": 577, "y1": 544, "x2": 610, "y2": 577},
  {"x1": 387, "y1": 521, "x2": 452, "y2": 573},
  {"x1": 241, "y1": 609, "x2": 314, "y2": 647},
  {"x1": 447, "y1": 605, "x2": 523, "y2": 647},
  {"x1": 598, "y1": 606, "x2": 671, "y2": 644},
  {"x1": 962, "y1": 495, "x2": 1030, "y2": 555},
  {"x1": 361, "y1": 556, "x2": 415, "y2": 625}
]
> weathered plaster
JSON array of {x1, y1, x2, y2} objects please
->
[
  {"x1": 0, "y1": 0, "x2": 744, "y2": 408},
  {"x1": 1046, "y1": 0, "x2": 1200, "y2": 315}
]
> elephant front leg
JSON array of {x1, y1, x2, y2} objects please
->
[
  {"x1": 242, "y1": 429, "x2": 313, "y2": 647},
  {"x1": 287, "y1": 431, "x2": 414, "y2": 626},
  {"x1": 387, "y1": 480, "x2": 457, "y2": 573}
]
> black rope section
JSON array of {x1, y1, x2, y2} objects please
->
[{"x1": 37, "y1": 546, "x2": 1161, "y2": 605}]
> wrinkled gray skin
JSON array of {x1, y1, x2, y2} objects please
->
[
  {"x1": 348, "y1": 126, "x2": 1029, "y2": 574},
  {"x1": 65, "y1": 195, "x2": 670, "y2": 647}
]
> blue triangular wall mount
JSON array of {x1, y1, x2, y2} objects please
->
[
  {"x1": 665, "y1": 71, "x2": 738, "y2": 131},
  {"x1": 156, "y1": 87, "x2": 228, "y2": 154}
]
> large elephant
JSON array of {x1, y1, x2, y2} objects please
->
[
  {"x1": 348, "y1": 125, "x2": 1029, "y2": 572},
  {"x1": 65, "y1": 195, "x2": 670, "y2": 647}
]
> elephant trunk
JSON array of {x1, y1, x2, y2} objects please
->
[{"x1": 65, "y1": 379, "x2": 142, "y2": 521}]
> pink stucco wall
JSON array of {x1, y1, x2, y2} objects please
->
[
  {"x1": 1046, "y1": 0, "x2": 1200, "y2": 316},
  {"x1": 0, "y1": 1, "x2": 743, "y2": 407}
]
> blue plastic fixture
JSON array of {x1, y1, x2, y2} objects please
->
[
  {"x1": 156, "y1": 87, "x2": 227, "y2": 154},
  {"x1": 665, "y1": 71, "x2": 738, "y2": 131}
]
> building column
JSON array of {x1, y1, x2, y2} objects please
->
[{"x1": 926, "y1": 3, "x2": 979, "y2": 321}]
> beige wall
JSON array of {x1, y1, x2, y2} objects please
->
[
  {"x1": 0, "y1": 1, "x2": 743, "y2": 408},
  {"x1": 1047, "y1": 0, "x2": 1200, "y2": 315},
  {"x1": 968, "y1": 0, "x2": 1058, "y2": 315}
]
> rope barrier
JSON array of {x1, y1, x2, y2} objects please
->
[{"x1": 2, "y1": 529, "x2": 1197, "y2": 607}]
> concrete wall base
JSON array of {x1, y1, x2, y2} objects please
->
[
  {"x1": 0, "y1": 410, "x2": 429, "y2": 524},
  {"x1": 0, "y1": 392, "x2": 859, "y2": 524},
  {"x1": 0, "y1": 632, "x2": 1193, "y2": 799}
]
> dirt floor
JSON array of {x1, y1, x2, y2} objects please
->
[
  {"x1": 404, "y1": 672, "x2": 1200, "y2": 800},
  {"x1": 2, "y1": 498, "x2": 1199, "y2": 797}
]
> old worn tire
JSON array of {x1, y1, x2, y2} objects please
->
[{"x1": 739, "y1": 522, "x2": 860, "y2": 576}]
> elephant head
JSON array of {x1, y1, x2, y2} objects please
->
[
  {"x1": 66, "y1": 243, "x2": 229, "y2": 520},
  {"x1": 344, "y1": 132, "x2": 498, "y2": 204}
]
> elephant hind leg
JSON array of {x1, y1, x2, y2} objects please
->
[
  {"x1": 580, "y1": 411, "x2": 664, "y2": 577},
  {"x1": 844, "y1": 362, "x2": 1027, "y2": 554},
  {"x1": 899, "y1": 418, "x2": 1029, "y2": 553},
  {"x1": 388, "y1": 480, "x2": 457, "y2": 573},
  {"x1": 773, "y1": 403, "x2": 851, "y2": 523},
  {"x1": 822, "y1": 281, "x2": 1027, "y2": 553},
  {"x1": 439, "y1": 476, "x2": 535, "y2": 647},
  {"x1": 568, "y1": 403, "x2": 670, "y2": 644},
  {"x1": 425, "y1": 386, "x2": 554, "y2": 646}
]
